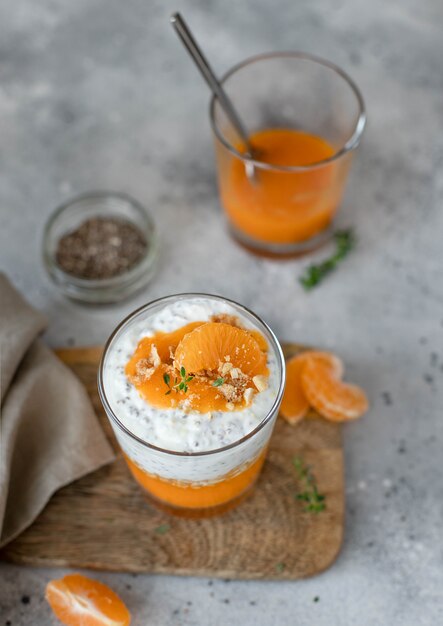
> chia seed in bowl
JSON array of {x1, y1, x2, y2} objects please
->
[
  {"x1": 55, "y1": 217, "x2": 147, "y2": 280},
  {"x1": 43, "y1": 191, "x2": 158, "y2": 304}
]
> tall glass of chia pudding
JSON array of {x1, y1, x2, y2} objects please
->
[{"x1": 98, "y1": 294, "x2": 285, "y2": 517}]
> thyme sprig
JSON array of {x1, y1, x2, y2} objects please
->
[
  {"x1": 299, "y1": 228, "x2": 356, "y2": 290},
  {"x1": 212, "y1": 377, "x2": 225, "y2": 387},
  {"x1": 154, "y1": 523, "x2": 170, "y2": 535},
  {"x1": 163, "y1": 367, "x2": 194, "y2": 395},
  {"x1": 293, "y1": 456, "x2": 326, "y2": 514}
]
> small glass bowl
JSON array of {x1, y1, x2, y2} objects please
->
[{"x1": 43, "y1": 191, "x2": 158, "y2": 304}]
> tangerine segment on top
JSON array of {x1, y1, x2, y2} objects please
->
[
  {"x1": 301, "y1": 357, "x2": 368, "y2": 422},
  {"x1": 174, "y1": 322, "x2": 267, "y2": 377},
  {"x1": 280, "y1": 351, "x2": 344, "y2": 424},
  {"x1": 45, "y1": 574, "x2": 131, "y2": 626}
]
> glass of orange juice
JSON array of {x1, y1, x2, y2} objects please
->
[
  {"x1": 98, "y1": 294, "x2": 285, "y2": 517},
  {"x1": 210, "y1": 52, "x2": 366, "y2": 256}
]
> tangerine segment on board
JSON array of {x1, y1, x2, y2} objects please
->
[
  {"x1": 280, "y1": 351, "x2": 343, "y2": 424},
  {"x1": 45, "y1": 574, "x2": 131, "y2": 626},
  {"x1": 301, "y1": 357, "x2": 368, "y2": 422},
  {"x1": 174, "y1": 322, "x2": 267, "y2": 377}
]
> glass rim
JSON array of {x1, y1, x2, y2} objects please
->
[
  {"x1": 42, "y1": 190, "x2": 158, "y2": 289},
  {"x1": 97, "y1": 293, "x2": 286, "y2": 458},
  {"x1": 209, "y1": 50, "x2": 367, "y2": 172}
]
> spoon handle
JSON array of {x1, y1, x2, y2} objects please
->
[{"x1": 170, "y1": 12, "x2": 253, "y2": 153}]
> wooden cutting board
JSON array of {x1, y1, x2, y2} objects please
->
[{"x1": 0, "y1": 344, "x2": 344, "y2": 580}]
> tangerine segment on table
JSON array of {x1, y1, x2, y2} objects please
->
[
  {"x1": 126, "y1": 319, "x2": 269, "y2": 413},
  {"x1": 301, "y1": 357, "x2": 368, "y2": 422},
  {"x1": 45, "y1": 574, "x2": 131, "y2": 626},
  {"x1": 280, "y1": 351, "x2": 344, "y2": 424}
]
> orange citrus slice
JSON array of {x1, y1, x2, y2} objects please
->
[
  {"x1": 45, "y1": 574, "x2": 131, "y2": 626},
  {"x1": 301, "y1": 357, "x2": 368, "y2": 421},
  {"x1": 174, "y1": 322, "x2": 267, "y2": 377},
  {"x1": 280, "y1": 351, "x2": 344, "y2": 424}
]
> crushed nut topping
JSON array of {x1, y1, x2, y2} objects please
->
[
  {"x1": 230, "y1": 367, "x2": 247, "y2": 380},
  {"x1": 133, "y1": 343, "x2": 161, "y2": 383},
  {"x1": 128, "y1": 320, "x2": 269, "y2": 413},
  {"x1": 220, "y1": 361, "x2": 233, "y2": 376},
  {"x1": 252, "y1": 374, "x2": 268, "y2": 393},
  {"x1": 211, "y1": 313, "x2": 242, "y2": 327},
  {"x1": 243, "y1": 387, "x2": 255, "y2": 404},
  {"x1": 150, "y1": 344, "x2": 161, "y2": 368},
  {"x1": 134, "y1": 359, "x2": 155, "y2": 383},
  {"x1": 179, "y1": 393, "x2": 199, "y2": 410},
  {"x1": 218, "y1": 383, "x2": 238, "y2": 402}
]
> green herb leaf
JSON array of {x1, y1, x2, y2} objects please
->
[
  {"x1": 293, "y1": 456, "x2": 303, "y2": 471},
  {"x1": 275, "y1": 562, "x2": 286, "y2": 573},
  {"x1": 293, "y1": 456, "x2": 326, "y2": 514},
  {"x1": 168, "y1": 366, "x2": 194, "y2": 394},
  {"x1": 154, "y1": 523, "x2": 171, "y2": 535},
  {"x1": 299, "y1": 228, "x2": 356, "y2": 290},
  {"x1": 296, "y1": 493, "x2": 310, "y2": 502},
  {"x1": 212, "y1": 377, "x2": 225, "y2": 387},
  {"x1": 163, "y1": 373, "x2": 172, "y2": 395}
]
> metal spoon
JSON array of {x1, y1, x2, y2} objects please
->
[{"x1": 170, "y1": 12, "x2": 258, "y2": 181}]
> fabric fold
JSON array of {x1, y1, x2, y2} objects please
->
[{"x1": 0, "y1": 274, "x2": 115, "y2": 547}]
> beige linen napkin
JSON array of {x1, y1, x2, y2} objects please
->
[{"x1": 0, "y1": 274, "x2": 115, "y2": 547}]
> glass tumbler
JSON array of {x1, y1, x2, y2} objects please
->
[
  {"x1": 210, "y1": 52, "x2": 366, "y2": 256},
  {"x1": 98, "y1": 294, "x2": 286, "y2": 517}
]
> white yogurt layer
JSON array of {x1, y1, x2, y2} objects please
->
[{"x1": 103, "y1": 297, "x2": 280, "y2": 456}]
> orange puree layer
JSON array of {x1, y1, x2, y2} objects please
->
[
  {"x1": 221, "y1": 128, "x2": 340, "y2": 244},
  {"x1": 124, "y1": 448, "x2": 267, "y2": 509},
  {"x1": 125, "y1": 321, "x2": 268, "y2": 413}
]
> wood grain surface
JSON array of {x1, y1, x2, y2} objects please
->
[{"x1": 0, "y1": 344, "x2": 344, "y2": 579}]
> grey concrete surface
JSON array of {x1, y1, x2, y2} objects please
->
[{"x1": 1, "y1": 0, "x2": 442, "y2": 624}]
